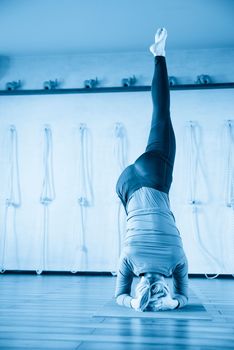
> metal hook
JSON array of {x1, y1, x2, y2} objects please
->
[
  {"x1": 121, "y1": 75, "x2": 137, "y2": 87},
  {"x1": 84, "y1": 78, "x2": 98, "y2": 89},
  {"x1": 195, "y1": 74, "x2": 211, "y2": 85},
  {"x1": 6, "y1": 80, "x2": 21, "y2": 91},
  {"x1": 168, "y1": 76, "x2": 177, "y2": 86},
  {"x1": 43, "y1": 79, "x2": 59, "y2": 90}
]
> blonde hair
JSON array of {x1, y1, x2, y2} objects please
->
[{"x1": 135, "y1": 273, "x2": 170, "y2": 311}]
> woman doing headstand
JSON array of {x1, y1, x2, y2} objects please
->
[{"x1": 115, "y1": 28, "x2": 189, "y2": 311}]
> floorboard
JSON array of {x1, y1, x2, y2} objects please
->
[{"x1": 0, "y1": 275, "x2": 234, "y2": 349}]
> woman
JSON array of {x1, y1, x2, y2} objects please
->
[{"x1": 115, "y1": 28, "x2": 188, "y2": 312}]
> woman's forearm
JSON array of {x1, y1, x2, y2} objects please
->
[
  {"x1": 174, "y1": 293, "x2": 188, "y2": 308},
  {"x1": 116, "y1": 293, "x2": 133, "y2": 308}
]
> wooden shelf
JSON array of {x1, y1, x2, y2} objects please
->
[{"x1": 0, "y1": 82, "x2": 234, "y2": 96}]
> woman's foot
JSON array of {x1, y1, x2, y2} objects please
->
[{"x1": 150, "y1": 27, "x2": 167, "y2": 57}]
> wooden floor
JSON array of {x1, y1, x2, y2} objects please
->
[{"x1": 0, "y1": 275, "x2": 234, "y2": 350}]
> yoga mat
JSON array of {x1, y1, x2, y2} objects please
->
[{"x1": 93, "y1": 289, "x2": 211, "y2": 320}]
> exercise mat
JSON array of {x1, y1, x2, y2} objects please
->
[{"x1": 93, "y1": 289, "x2": 211, "y2": 320}]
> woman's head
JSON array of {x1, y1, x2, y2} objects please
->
[{"x1": 135, "y1": 273, "x2": 170, "y2": 311}]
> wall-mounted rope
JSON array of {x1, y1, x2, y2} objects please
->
[
  {"x1": 113, "y1": 122, "x2": 128, "y2": 262},
  {"x1": 223, "y1": 120, "x2": 234, "y2": 277},
  {"x1": 224, "y1": 120, "x2": 234, "y2": 209},
  {"x1": 0, "y1": 125, "x2": 21, "y2": 273},
  {"x1": 37, "y1": 125, "x2": 55, "y2": 274},
  {"x1": 186, "y1": 121, "x2": 223, "y2": 279},
  {"x1": 71, "y1": 123, "x2": 93, "y2": 273}
]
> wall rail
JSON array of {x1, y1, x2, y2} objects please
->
[{"x1": 0, "y1": 82, "x2": 234, "y2": 96}]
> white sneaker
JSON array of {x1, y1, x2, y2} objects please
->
[{"x1": 149, "y1": 27, "x2": 167, "y2": 56}]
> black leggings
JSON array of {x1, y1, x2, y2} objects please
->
[{"x1": 134, "y1": 56, "x2": 176, "y2": 189}]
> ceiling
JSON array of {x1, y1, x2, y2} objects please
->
[{"x1": 0, "y1": 0, "x2": 234, "y2": 56}]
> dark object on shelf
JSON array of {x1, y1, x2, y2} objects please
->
[
  {"x1": 43, "y1": 79, "x2": 59, "y2": 90},
  {"x1": 168, "y1": 76, "x2": 177, "y2": 86},
  {"x1": 195, "y1": 74, "x2": 211, "y2": 85},
  {"x1": 6, "y1": 80, "x2": 22, "y2": 91},
  {"x1": 84, "y1": 78, "x2": 98, "y2": 88},
  {"x1": 122, "y1": 75, "x2": 137, "y2": 87}
]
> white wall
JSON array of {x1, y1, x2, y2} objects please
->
[{"x1": 0, "y1": 48, "x2": 234, "y2": 274}]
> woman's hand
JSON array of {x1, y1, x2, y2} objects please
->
[
  {"x1": 150, "y1": 295, "x2": 179, "y2": 311},
  {"x1": 130, "y1": 298, "x2": 142, "y2": 311}
]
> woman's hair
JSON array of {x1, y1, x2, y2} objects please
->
[{"x1": 135, "y1": 273, "x2": 170, "y2": 311}]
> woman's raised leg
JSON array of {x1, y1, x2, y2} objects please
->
[{"x1": 146, "y1": 28, "x2": 176, "y2": 168}]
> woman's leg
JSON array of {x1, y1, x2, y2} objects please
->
[
  {"x1": 146, "y1": 50, "x2": 176, "y2": 167},
  {"x1": 134, "y1": 29, "x2": 176, "y2": 191}
]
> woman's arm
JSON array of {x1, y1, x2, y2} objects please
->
[
  {"x1": 152, "y1": 259, "x2": 188, "y2": 311},
  {"x1": 115, "y1": 255, "x2": 134, "y2": 308},
  {"x1": 172, "y1": 257, "x2": 189, "y2": 308}
]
